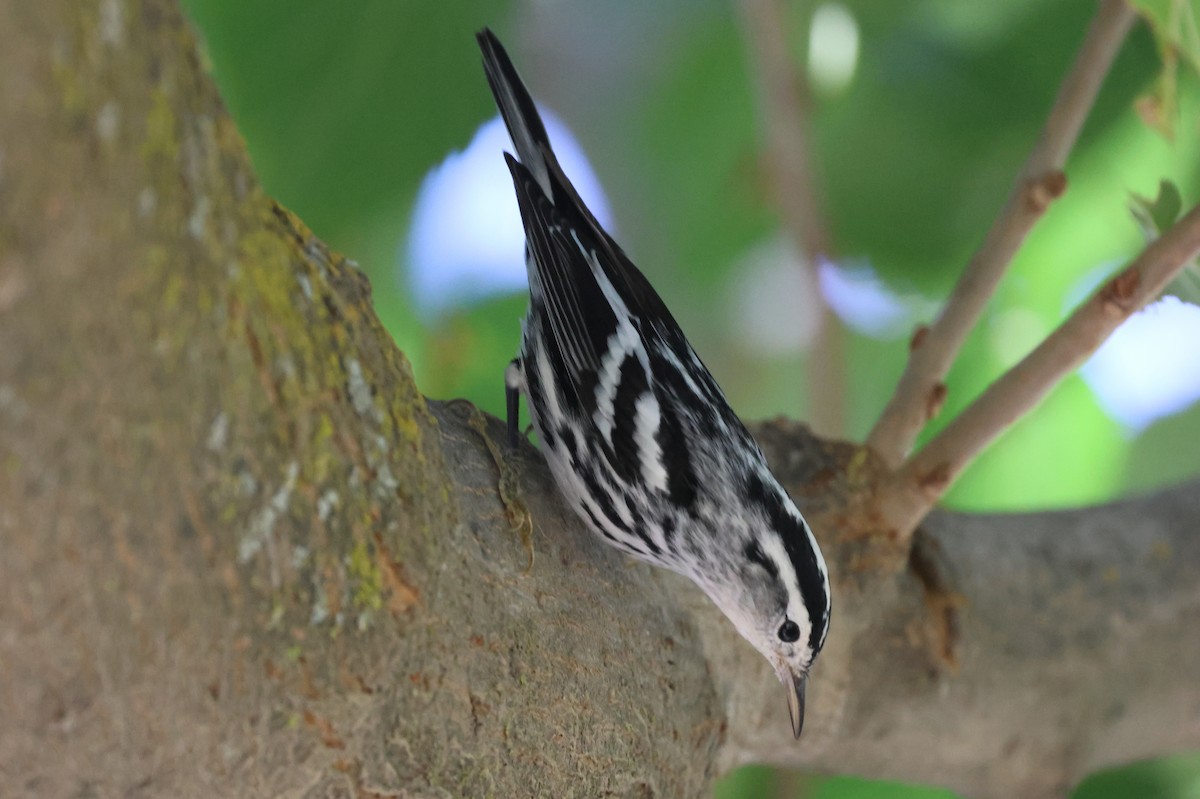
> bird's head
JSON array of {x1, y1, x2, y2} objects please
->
[{"x1": 702, "y1": 470, "x2": 831, "y2": 738}]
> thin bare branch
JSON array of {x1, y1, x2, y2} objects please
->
[
  {"x1": 867, "y1": 0, "x2": 1137, "y2": 465},
  {"x1": 736, "y1": 0, "x2": 846, "y2": 437},
  {"x1": 878, "y1": 200, "x2": 1200, "y2": 537}
]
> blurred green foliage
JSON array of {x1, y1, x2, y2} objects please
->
[
  {"x1": 714, "y1": 757, "x2": 1200, "y2": 798},
  {"x1": 182, "y1": 1, "x2": 1200, "y2": 796},
  {"x1": 183, "y1": 0, "x2": 1200, "y2": 514}
]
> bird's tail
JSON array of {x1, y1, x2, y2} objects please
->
[{"x1": 477, "y1": 28, "x2": 555, "y2": 197}]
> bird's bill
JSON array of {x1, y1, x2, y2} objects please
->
[{"x1": 782, "y1": 669, "x2": 807, "y2": 739}]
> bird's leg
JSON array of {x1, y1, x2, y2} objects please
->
[{"x1": 505, "y1": 358, "x2": 523, "y2": 450}]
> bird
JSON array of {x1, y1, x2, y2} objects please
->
[{"x1": 477, "y1": 28, "x2": 830, "y2": 738}]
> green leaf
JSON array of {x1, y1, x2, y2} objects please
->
[
  {"x1": 1130, "y1": 0, "x2": 1200, "y2": 73},
  {"x1": 1129, "y1": 178, "x2": 1183, "y2": 238},
  {"x1": 1130, "y1": 0, "x2": 1200, "y2": 137},
  {"x1": 1129, "y1": 180, "x2": 1200, "y2": 304}
]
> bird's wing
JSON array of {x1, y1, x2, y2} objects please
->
[{"x1": 478, "y1": 28, "x2": 714, "y2": 389}]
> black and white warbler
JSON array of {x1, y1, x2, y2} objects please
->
[{"x1": 478, "y1": 29, "x2": 831, "y2": 738}]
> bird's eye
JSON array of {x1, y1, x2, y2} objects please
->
[{"x1": 778, "y1": 619, "x2": 801, "y2": 643}]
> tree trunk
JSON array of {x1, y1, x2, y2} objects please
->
[{"x1": 1, "y1": 2, "x2": 1196, "y2": 798}]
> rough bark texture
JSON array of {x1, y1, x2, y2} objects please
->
[{"x1": 0, "y1": 2, "x2": 1196, "y2": 798}]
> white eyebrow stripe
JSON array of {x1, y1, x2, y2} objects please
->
[{"x1": 758, "y1": 525, "x2": 813, "y2": 661}]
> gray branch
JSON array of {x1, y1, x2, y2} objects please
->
[{"x1": 0, "y1": 2, "x2": 1196, "y2": 798}]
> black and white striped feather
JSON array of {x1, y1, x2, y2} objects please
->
[{"x1": 479, "y1": 28, "x2": 831, "y2": 738}]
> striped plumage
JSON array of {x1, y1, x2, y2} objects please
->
[{"x1": 479, "y1": 29, "x2": 830, "y2": 738}]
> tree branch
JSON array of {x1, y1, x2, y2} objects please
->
[
  {"x1": 715, "y1": 476, "x2": 1200, "y2": 799},
  {"x1": 867, "y1": 0, "x2": 1137, "y2": 466},
  {"x1": 877, "y1": 200, "x2": 1200, "y2": 537},
  {"x1": 2, "y1": 3, "x2": 1196, "y2": 799},
  {"x1": 736, "y1": 0, "x2": 846, "y2": 437}
]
